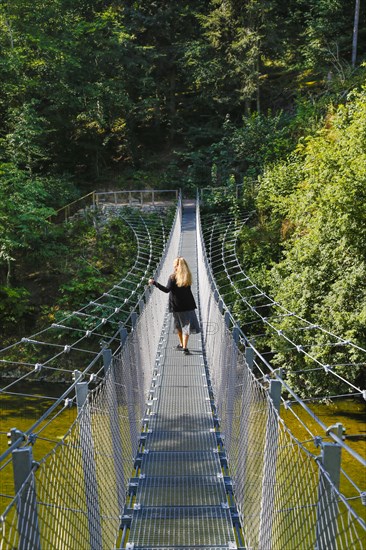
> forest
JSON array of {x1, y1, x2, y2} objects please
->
[{"x1": 0, "y1": 1, "x2": 365, "y2": 391}]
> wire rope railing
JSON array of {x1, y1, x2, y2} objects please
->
[
  {"x1": 197, "y1": 199, "x2": 366, "y2": 550},
  {"x1": 200, "y1": 210, "x2": 366, "y2": 467},
  {"x1": 0, "y1": 195, "x2": 182, "y2": 550},
  {"x1": 0, "y1": 193, "x2": 365, "y2": 549},
  {"x1": 0, "y1": 208, "x2": 171, "y2": 387},
  {"x1": 201, "y1": 209, "x2": 366, "y2": 497},
  {"x1": 201, "y1": 211, "x2": 366, "y2": 399},
  {"x1": 0, "y1": 201, "x2": 166, "y2": 470},
  {"x1": 0, "y1": 203, "x2": 177, "y2": 425}
]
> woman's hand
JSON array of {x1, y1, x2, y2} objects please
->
[{"x1": 148, "y1": 278, "x2": 155, "y2": 285}]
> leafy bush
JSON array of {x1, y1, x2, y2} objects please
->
[
  {"x1": 58, "y1": 266, "x2": 107, "y2": 309},
  {"x1": 0, "y1": 164, "x2": 78, "y2": 284},
  {"x1": 209, "y1": 112, "x2": 294, "y2": 184},
  {"x1": 240, "y1": 89, "x2": 366, "y2": 395},
  {"x1": 0, "y1": 286, "x2": 31, "y2": 336}
]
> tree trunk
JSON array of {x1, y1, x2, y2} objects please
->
[
  {"x1": 4, "y1": 18, "x2": 14, "y2": 48},
  {"x1": 6, "y1": 257, "x2": 11, "y2": 287},
  {"x1": 256, "y1": 54, "x2": 260, "y2": 114},
  {"x1": 168, "y1": 70, "x2": 177, "y2": 143},
  {"x1": 352, "y1": 0, "x2": 360, "y2": 67}
]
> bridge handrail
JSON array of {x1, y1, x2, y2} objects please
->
[
  {"x1": 196, "y1": 196, "x2": 366, "y2": 468},
  {"x1": 197, "y1": 196, "x2": 366, "y2": 549},
  {"x1": 0, "y1": 193, "x2": 182, "y2": 466},
  {"x1": 95, "y1": 189, "x2": 179, "y2": 207},
  {"x1": 47, "y1": 189, "x2": 179, "y2": 224},
  {"x1": 47, "y1": 191, "x2": 96, "y2": 222}
]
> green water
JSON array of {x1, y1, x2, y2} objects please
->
[
  {"x1": 281, "y1": 397, "x2": 366, "y2": 462},
  {"x1": 281, "y1": 397, "x2": 366, "y2": 526},
  {"x1": 1, "y1": 385, "x2": 365, "y2": 523},
  {"x1": 0, "y1": 383, "x2": 77, "y2": 510}
]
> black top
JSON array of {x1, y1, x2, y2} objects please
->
[{"x1": 153, "y1": 276, "x2": 197, "y2": 312}]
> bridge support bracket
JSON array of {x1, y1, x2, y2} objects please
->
[
  {"x1": 133, "y1": 453, "x2": 143, "y2": 469},
  {"x1": 128, "y1": 478, "x2": 140, "y2": 496},
  {"x1": 215, "y1": 431, "x2": 224, "y2": 446},
  {"x1": 120, "y1": 511, "x2": 133, "y2": 528},
  {"x1": 224, "y1": 476, "x2": 233, "y2": 493}
]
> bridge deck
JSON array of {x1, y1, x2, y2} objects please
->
[{"x1": 126, "y1": 202, "x2": 237, "y2": 549}]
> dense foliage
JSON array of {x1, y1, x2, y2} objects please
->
[
  {"x1": 203, "y1": 88, "x2": 366, "y2": 396},
  {"x1": 1, "y1": 0, "x2": 365, "y2": 181},
  {"x1": 200, "y1": 90, "x2": 362, "y2": 397},
  {"x1": 251, "y1": 91, "x2": 366, "y2": 394},
  {"x1": 0, "y1": 1, "x2": 365, "y2": 393},
  {"x1": 0, "y1": 206, "x2": 137, "y2": 344}
]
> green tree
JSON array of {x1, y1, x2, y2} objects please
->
[
  {"x1": 0, "y1": 0, "x2": 134, "y2": 176},
  {"x1": 0, "y1": 164, "x2": 76, "y2": 284},
  {"x1": 199, "y1": 0, "x2": 263, "y2": 114},
  {"x1": 122, "y1": 0, "x2": 210, "y2": 151},
  {"x1": 255, "y1": 89, "x2": 366, "y2": 394},
  {"x1": 4, "y1": 100, "x2": 51, "y2": 173}
]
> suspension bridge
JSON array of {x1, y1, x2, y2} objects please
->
[{"x1": 0, "y1": 195, "x2": 365, "y2": 549}]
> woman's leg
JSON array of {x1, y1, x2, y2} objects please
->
[
  {"x1": 182, "y1": 333, "x2": 189, "y2": 350},
  {"x1": 177, "y1": 330, "x2": 183, "y2": 347}
]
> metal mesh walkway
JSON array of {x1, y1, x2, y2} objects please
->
[
  {"x1": 1, "y1": 196, "x2": 364, "y2": 550},
  {"x1": 126, "y1": 202, "x2": 238, "y2": 549}
]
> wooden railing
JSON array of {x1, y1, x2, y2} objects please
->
[
  {"x1": 47, "y1": 191, "x2": 96, "y2": 223},
  {"x1": 48, "y1": 189, "x2": 179, "y2": 223},
  {"x1": 95, "y1": 189, "x2": 179, "y2": 207}
]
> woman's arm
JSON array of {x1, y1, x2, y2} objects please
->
[{"x1": 148, "y1": 277, "x2": 173, "y2": 293}]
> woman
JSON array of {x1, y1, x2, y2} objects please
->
[{"x1": 149, "y1": 257, "x2": 200, "y2": 355}]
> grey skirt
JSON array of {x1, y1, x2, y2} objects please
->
[{"x1": 173, "y1": 310, "x2": 201, "y2": 335}]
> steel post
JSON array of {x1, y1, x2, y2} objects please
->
[
  {"x1": 225, "y1": 326, "x2": 239, "y2": 452},
  {"x1": 258, "y1": 380, "x2": 282, "y2": 549},
  {"x1": 315, "y1": 443, "x2": 341, "y2": 550},
  {"x1": 103, "y1": 349, "x2": 125, "y2": 510},
  {"x1": 245, "y1": 346, "x2": 254, "y2": 371},
  {"x1": 12, "y1": 447, "x2": 41, "y2": 550},
  {"x1": 119, "y1": 326, "x2": 128, "y2": 348},
  {"x1": 75, "y1": 379, "x2": 103, "y2": 550},
  {"x1": 131, "y1": 311, "x2": 138, "y2": 328},
  {"x1": 224, "y1": 310, "x2": 231, "y2": 328}
]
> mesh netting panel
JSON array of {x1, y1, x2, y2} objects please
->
[
  {"x1": 196, "y1": 203, "x2": 366, "y2": 550},
  {"x1": 0, "y1": 202, "x2": 182, "y2": 550},
  {"x1": 136, "y1": 475, "x2": 227, "y2": 507},
  {"x1": 128, "y1": 506, "x2": 236, "y2": 547}
]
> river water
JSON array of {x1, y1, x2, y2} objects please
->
[{"x1": 0, "y1": 383, "x2": 365, "y2": 518}]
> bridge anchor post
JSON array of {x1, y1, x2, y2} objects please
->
[
  {"x1": 75, "y1": 376, "x2": 103, "y2": 550},
  {"x1": 12, "y1": 445, "x2": 41, "y2": 550},
  {"x1": 258, "y1": 379, "x2": 282, "y2": 549},
  {"x1": 103, "y1": 348, "x2": 125, "y2": 510},
  {"x1": 315, "y1": 442, "x2": 341, "y2": 550}
]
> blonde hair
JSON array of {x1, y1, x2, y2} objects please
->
[{"x1": 173, "y1": 257, "x2": 192, "y2": 287}]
